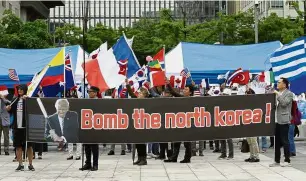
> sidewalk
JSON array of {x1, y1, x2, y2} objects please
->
[{"x1": 0, "y1": 143, "x2": 306, "y2": 181}]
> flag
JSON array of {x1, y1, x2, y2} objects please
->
[
  {"x1": 264, "y1": 70, "x2": 275, "y2": 84},
  {"x1": 226, "y1": 68, "x2": 243, "y2": 84},
  {"x1": 149, "y1": 71, "x2": 166, "y2": 87},
  {"x1": 270, "y1": 37, "x2": 306, "y2": 94},
  {"x1": 65, "y1": 52, "x2": 76, "y2": 89},
  {"x1": 169, "y1": 75, "x2": 186, "y2": 89},
  {"x1": 118, "y1": 59, "x2": 128, "y2": 76},
  {"x1": 0, "y1": 85, "x2": 9, "y2": 95},
  {"x1": 112, "y1": 36, "x2": 140, "y2": 78},
  {"x1": 217, "y1": 71, "x2": 230, "y2": 80},
  {"x1": 200, "y1": 78, "x2": 210, "y2": 89},
  {"x1": 148, "y1": 60, "x2": 162, "y2": 72},
  {"x1": 193, "y1": 89, "x2": 201, "y2": 97},
  {"x1": 88, "y1": 42, "x2": 108, "y2": 60},
  {"x1": 230, "y1": 71, "x2": 250, "y2": 85},
  {"x1": 84, "y1": 36, "x2": 139, "y2": 92},
  {"x1": 253, "y1": 72, "x2": 265, "y2": 82},
  {"x1": 153, "y1": 48, "x2": 165, "y2": 70},
  {"x1": 40, "y1": 48, "x2": 65, "y2": 87},
  {"x1": 180, "y1": 68, "x2": 191, "y2": 78},
  {"x1": 8, "y1": 69, "x2": 19, "y2": 81},
  {"x1": 27, "y1": 65, "x2": 49, "y2": 97}
]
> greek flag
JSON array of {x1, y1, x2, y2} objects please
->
[{"x1": 270, "y1": 37, "x2": 306, "y2": 94}]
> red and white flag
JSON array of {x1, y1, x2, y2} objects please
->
[
  {"x1": 169, "y1": 75, "x2": 186, "y2": 89},
  {"x1": 0, "y1": 85, "x2": 9, "y2": 95},
  {"x1": 83, "y1": 49, "x2": 126, "y2": 92}
]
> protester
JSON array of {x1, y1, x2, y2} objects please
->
[
  {"x1": 0, "y1": 93, "x2": 11, "y2": 156},
  {"x1": 270, "y1": 77, "x2": 293, "y2": 167},
  {"x1": 7, "y1": 84, "x2": 35, "y2": 171},
  {"x1": 164, "y1": 79, "x2": 194, "y2": 163},
  {"x1": 79, "y1": 86, "x2": 100, "y2": 171},
  {"x1": 218, "y1": 88, "x2": 234, "y2": 160},
  {"x1": 244, "y1": 87, "x2": 260, "y2": 162},
  {"x1": 289, "y1": 97, "x2": 298, "y2": 157},
  {"x1": 125, "y1": 79, "x2": 150, "y2": 166}
]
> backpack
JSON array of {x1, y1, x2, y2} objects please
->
[{"x1": 292, "y1": 100, "x2": 302, "y2": 125}]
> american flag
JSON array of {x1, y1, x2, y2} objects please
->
[
  {"x1": 180, "y1": 68, "x2": 191, "y2": 78},
  {"x1": 65, "y1": 53, "x2": 72, "y2": 71},
  {"x1": 8, "y1": 69, "x2": 19, "y2": 81},
  {"x1": 193, "y1": 90, "x2": 201, "y2": 97}
]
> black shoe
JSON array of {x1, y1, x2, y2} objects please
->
[
  {"x1": 192, "y1": 151, "x2": 197, "y2": 156},
  {"x1": 67, "y1": 156, "x2": 73, "y2": 160},
  {"x1": 218, "y1": 155, "x2": 227, "y2": 160},
  {"x1": 199, "y1": 151, "x2": 204, "y2": 157},
  {"x1": 180, "y1": 159, "x2": 190, "y2": 163},
  {"x1": 245, "y1": 158, "x2": 252, "y2": 162},
  {"x1": 79, "y1": 164, "x2": 92, "y2": 170},
  {"x1": 133, "y1": 158, "x2": 141, "y2": 165},
  {"x1": 108, "y1": 150, "x2": 115, "y2": 155},
  {"x1": 249, "y1": 158, "x2": 260, "y2": 163},
  {"x1": 269, "y1": 145, "x2": 274, "y2": 148},
  {"x1": 121, "y1": 150, "x2": 126, "y2": 155},
  {"x1": 91, "y1": 165, "x2": 98, "y2": 171},
  {"x1": 5, "y1": 152, "x2": 9, "y2": 156},
  {"x1": 290, "y1": 153, "x2": 296, "y2": 157},
  {"x1": 28, "y1": 165, "x2": 35, "y2": 171},
  {"x1": 75, "y1": 156, "x2": 81, "y2": 160},
  {"x1": 164, "y1": 159, "x2": 177, "y2": 163},
  {"x1": 15, "y1": 165, "x2": 24, "y2": 171},
  {"x1": 137, "y1": 157, "x2": 147, "y2": 166},
  {"x1": 213, "y1": 149, "x2": 220, "y2": 153},
  {"x1": 155, "y1": 156, "x2": 166, "y2": 160}
]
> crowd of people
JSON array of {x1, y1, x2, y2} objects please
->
[{"x1": 0, "y1": 77, "x2": 300, "y2": 171}]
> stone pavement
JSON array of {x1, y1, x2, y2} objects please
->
[{"x1": 0, "y1": 142, "x2": 306, "y2": 181}]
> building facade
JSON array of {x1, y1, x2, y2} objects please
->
[
  {"x1": 0, "y1": 0, "x2": 63, "y2": 21},
  {"x1": 239, "y1": 0, "x2": 303, "y2": 19},
  {"x1": 49, "y1": 0, "x2": 228, "y2": 30}
]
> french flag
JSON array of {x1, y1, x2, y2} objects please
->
[{"x1": 83, "y1": 36, "x2": 140, "y2": 92}]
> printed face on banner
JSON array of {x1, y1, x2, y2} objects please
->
[{"x1": 56, "y1": 100, "x2": 69, "y2": 118}]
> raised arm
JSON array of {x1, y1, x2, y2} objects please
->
[{"x1": 125, "y1": 79, "x2": 137, "y2": 98}]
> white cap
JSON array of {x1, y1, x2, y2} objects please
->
[{"x1": 223, "y1": 88, "x2": 232, "y2": 95}]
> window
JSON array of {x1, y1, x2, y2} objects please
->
[
  {"x1": 2, "y1": 0, "x2": 6, "y2": 8},
  {"x1": 288, "y1": 1, "x2": 298, "y2": 8},
  {"x1": 9, "y1": 3, "x2": 12, "y2": 10},
  {"x1": 271, "y1": 0, "x2": 283, "y2": 8}
]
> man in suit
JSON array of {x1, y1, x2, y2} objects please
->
[
  {"x1": 270, "y1": 77, "x2": 293, "y2": 167},
  {"x1": 0, "y1": 94, "x2": 11, "y2": 155},
  {"x1": 45, "y1": 99, "x2": 79, "y2": 143},
  {"x1": 79, "y1": 86, "x2": 100, "y2": 171}
]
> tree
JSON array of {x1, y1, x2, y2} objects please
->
[{"x1": 55, "y1": 24, "x2": 82, "y2": 47}]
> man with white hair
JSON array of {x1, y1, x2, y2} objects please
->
[{"x1": 45, "y1": 99, "x2": 79, "y2": 143}]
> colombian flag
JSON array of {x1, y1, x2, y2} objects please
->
[{"x1": 40, "y1": 48, "x2": 65, "y2": 87}]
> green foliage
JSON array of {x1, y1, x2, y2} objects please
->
[{"x1": 0, "y1": 9, "x2": 304, "y2": 63}]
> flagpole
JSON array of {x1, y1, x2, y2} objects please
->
[
  {"x1": 163, "y1": 45, "x2": 166, "y2": 74},
  {"x1": 63, "y1": 47, "x2": 66, "y2": 98}
]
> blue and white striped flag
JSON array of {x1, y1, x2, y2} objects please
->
[{"x1": 270, "y1": 37, "x2": 306, "y2": 94}]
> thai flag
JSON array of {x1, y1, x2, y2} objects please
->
[{"x1": 226, "y1": 68, "x2": 243, "y2": 85}]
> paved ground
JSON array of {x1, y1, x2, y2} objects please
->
[{"x1": 0, "y1": 142, "x2": 306, "y2": 181}]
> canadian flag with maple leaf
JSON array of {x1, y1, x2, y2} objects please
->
[{"x1": 169, "y1": 75, "x2": 187, "y2": 89}]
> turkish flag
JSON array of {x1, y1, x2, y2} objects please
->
[{"x1": 232, "y1": 71, "x2": 250, "y2": 85}]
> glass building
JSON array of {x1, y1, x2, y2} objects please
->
[{"x1": 49, "y1": 0, "x2": 227, "y2": 31}]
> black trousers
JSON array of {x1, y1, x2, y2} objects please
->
[
  {"x1": 171, "y1": 142, "x2": 191, "y2": 161},
  {"x1": 85, "y1": 144, "x2": 99, "y2": 167},
  {"x1": 275, "y1": 123, "x2": 290, "y2": 163},
  {"x1": 214, "y1": 140, "x2": 220, "y2": 149},
  {"x1": 159, "y1": 143, "x2": 168, "y2": 158},
  {"x1": 136, "y1": 144, "x2": 146, "y2": 157}
]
